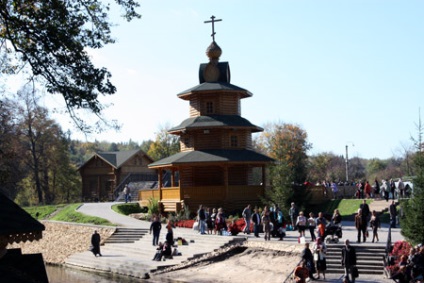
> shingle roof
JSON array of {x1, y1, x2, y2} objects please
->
[
  {"x1": 168, "y1": 115, "x2": 263, "y2": 133},
  {"x1": 97, "y1": 150, "x2": 141, "y2": 168},
  {"x1": 148, "y1": 149, "x2": 274, "y2": 168},
  {"x1": 0, "y1": 192, "x2": 45, "y2": 244},
  {"x1": 79, "y1": 149, "x2": 152, "y2": 170},
  {"x1": 177, "y1": 82, "x2": 252, "y2": 99}
]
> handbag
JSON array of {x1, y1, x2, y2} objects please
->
[
  {"x1": 352, "y1": 266, "x2": 359, "y2": 278},
  {"x1": 313, "y1": 252, "x2": 319, "y2": 261}
]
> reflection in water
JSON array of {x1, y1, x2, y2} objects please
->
[{"x1": 46, "y1": 265, "x2": 144, "y2": 283}]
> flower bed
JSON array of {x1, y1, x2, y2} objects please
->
[
  {"x1": 386, "y1": 240, "x2": 412, "y2": 274},
  {"x1": 174, "y1": 218, "x2": 249, "y2": 233}
]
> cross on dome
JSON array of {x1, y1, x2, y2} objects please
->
[{"x1": 204, "y1": 15, "x2": 222, "y2": 42}]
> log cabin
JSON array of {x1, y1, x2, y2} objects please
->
[{"x1": 79, "y1": 149, "x2": 156, "y2": 201}]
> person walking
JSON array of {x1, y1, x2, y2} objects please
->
[
  {"x1": 316, "y1": 212, "x2": 327, "y2": 238},
  {"x1": 389, "y1": 200, "x2": 397, "y2": 228},
  {"x1": 383, "y1": 179, "x2": 390, "y2": 202},
  {"x1": 355, "y1": 208, "x2": 367, "y2": 243},
  {"x1": 197, "y1": 204, "x2": 206, "y2": 235},
  {"x1": 252, "y1": 207, "x2": 261, "y2": 238},
  {"x1": 364, "y1": 181, "x2": 372, "y2": 199},
  {"x1": 331, "y1": 181, "x2": 339, "y2": 199},
  {"x1": 123, "y1": 184, "x2": 130, "y2": 203},
  {"x1": 262, "y1": 206, "x2": 271, "y2": 241},
  {"x1": 374, "y1": 178, "x2": 381, "y2": 200},
  {"x1": 296, "y1": 211, "x2": 307, "y2": 238},
  {"x1": 91, "y1": 230, "x2": 102, "y2": 257},
  {"x1": 301, "y1": 242, "x2": 316, "y2": 281},
  {"x1": 313, "y1": 237, "x2": 327, "y2": 280},
  {"x1": 307, "y1": 212, "x2": 317, "y2": 242},
  {"x1": 332, "y1": 209, "x2": 342, "y2": 225},
  {"x1": 369, "y1": 210, "x2": 380, "y2": 243},
  {"x1": 390, "y1": 178, "x2": 396, "y2": 199},
  {"x1": 341, "y1": 239, "x2": 357, "y2": 283},
  {"x1": 289, "y1": 202, "x2": 299, "y2": 231},
  {"x1": 359, "y1": 199, "x2": 370, "y2": 222},
  {"x1": 150, "y1": 216, "x2": 162, "y2": 246},
  {"x1": 242, "y1": 204, "x2": 252, "y2": 235}
]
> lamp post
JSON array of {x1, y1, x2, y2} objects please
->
[
  {"x1": 345, "y1": 145, "x2": 349, "y2": 183},
  {"x1": 345, "y1": 142, "x2": 354, "y2": 183}
]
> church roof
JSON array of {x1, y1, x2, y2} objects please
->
[
  {"x1": 177, "y1": 82, "x2": 252, "y2": 99},
  {"x1": 148, "y1": 149, "x2": 274, "y2": 168},
  {"x1": 168, "y1": 115, "x2": 263, "y2": 133},
  {"x1": 0, "y1": 192, "x2": 45, "y2": 244},
  {"x1": 79, "y1": 149, "x2": 153, "y2": 170}
]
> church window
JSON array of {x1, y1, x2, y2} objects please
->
[
  {"x1": 206, "y1": 101, "x2": 214, "y2": 114},
  {"x1": 230, "y1": 135, "x2": 238, "y2": 147}
]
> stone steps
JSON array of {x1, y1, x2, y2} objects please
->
[
  {"x1": 325, "y1": 244, "x2": 385, "y2": 275},
  {"x1": 104, "y1": 227, "x2": 149, "y2": 244},
  {"x1": 65, "y1": 228, "x2": 245, "y2": 278}
]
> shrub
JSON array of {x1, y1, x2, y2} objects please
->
[
  {"x1": 147, "y1": 197, "x2": 160, "y2": 215},
  {"x1": 113, "y1": 203, "x2": 143, "y2": 215}
]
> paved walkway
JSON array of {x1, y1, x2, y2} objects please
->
[{"x1": 66, "y1": 201, "x2": 404, "y2": 282}]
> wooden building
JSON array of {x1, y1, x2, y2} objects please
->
[
  {"x1": 144, "y1": 26, "x2": 274, "y2": 212},
  {"x1": 79, "y1": 149, "x2": 156, "y2": 201},
  {"x1": 1, "y1": 192, "x2": 48, "y2": 282}
]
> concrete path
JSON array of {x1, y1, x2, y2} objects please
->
[
  {"x1": 65, "y1": 202, "x2": 244, "y2": 280},
  {"x1": 64, "y1": 201, "x2": 404, "y2": 282}
]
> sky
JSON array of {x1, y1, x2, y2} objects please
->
[{"x1": 5, "y1": 1, "x2": 424, "y2": 159}]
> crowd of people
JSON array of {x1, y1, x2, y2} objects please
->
[
  {"x1": 296, "y1": 238, "x2": 357, "y2": 283},
  {"x1": 317, "y1": 178, "x2": 412, "y2": 201},
  {"x1": 390, "y1": 245, "x2": 424, "y2": 283}
]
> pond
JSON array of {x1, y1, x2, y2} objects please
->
[{"x1": 46, "y1": 265, "x2": 148, "y2": 283}]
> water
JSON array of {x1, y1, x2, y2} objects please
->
[{"x1": 46, "y1": 265, "x2": 144, "y2": 283}]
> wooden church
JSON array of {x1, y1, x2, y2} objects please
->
[{"x1": 143, "y1": 17, "x2": 274, "y2": 212}]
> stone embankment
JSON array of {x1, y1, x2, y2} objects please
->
[{"x1": 7, "y1": 221, "x2": 115, "y2": 264}]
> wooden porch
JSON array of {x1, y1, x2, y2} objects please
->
[{"x1": 138, "y1": 185, "x2": 265, "y2": 213}]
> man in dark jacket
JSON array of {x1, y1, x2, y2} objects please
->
[
  {"x1": 389, "y1": 200, "x2": 397, "y2": 228},
  {"x1": 301, "y1": 242, "x2": 316, "y2": 281},
  {"x1": 251, "y1": 207, "x2": 261, "y2": 237},
  {"x1": 91, "y1": 230, "x2": 102, "y2": 257},
  {"x1": 341, "y1": 239, "x2": 357, "y2": 283},
  {"x1": 359, "y1": 199, "x2": 370, "y2": 221}
]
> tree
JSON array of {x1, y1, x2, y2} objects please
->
[
  {"x1": 255, "y1": 122, "x2": 312, "y2": 212},
  {"x1": 0, "y1": 0, "x2": 141, "y2": 132},
  {"x1": 147, "y1": 125, "x2": 180, "y2": 161},
  {"x1": 401, "y1": 113, "x2": 424, "y2": 244},
  {"x1": 0, "y1": 97, "x2": 25, "y2": 198},
  {"x1": 16, "y1": 87, "x2": 79, "y2": 204},
  {"x1": 308, "y1": 152, "x2": 346, "y2": 183}
]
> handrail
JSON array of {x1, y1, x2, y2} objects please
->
[
  {"x1": 113, "y1": 173, "x2": 133, "y2": 199},
  {"x1": 383, "y1": 225, "x2": 392, "y2": 278},
  {"x1": 386, "y1": 225, "x2": 392, "y2": 256}
]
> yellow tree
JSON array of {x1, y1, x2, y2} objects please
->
[{"x1": 255, "y1": 122, "x2": 312, "y2": 212}]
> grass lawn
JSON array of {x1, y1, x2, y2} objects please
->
[
  {"x1": 23, "y1": 203, "x2": 114, "y2": 226},
  {"x1": 23, "y1": 204, "x2": 66, "y2": 220},
  {"x1": 309, "y1": 199, "x2": 390, "y2": 222}
]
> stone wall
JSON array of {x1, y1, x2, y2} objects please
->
[{"x1": 7, "y1": 221, "x2": 115, "y2": 264}]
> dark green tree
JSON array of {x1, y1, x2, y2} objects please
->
[
  {"x1": 0, "y1": 98, "x2": 26, "y2": 198},
  {"x1": 0, "y1": 0, "x2": 140, "y2": 132},
  {"x1": 401, "y1": 114, "x2": 424, "y2": 245}
]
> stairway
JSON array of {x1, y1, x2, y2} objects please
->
[
  {"x1": 104, "y1": 228, "x2": 149, "y2": 244},
  {"x1": 326, "y1": 244, "x2": 386, "y2": 275}
]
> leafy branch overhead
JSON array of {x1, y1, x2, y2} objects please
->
[{"x1": 0, "y1": 0, "x2": 141, "y2": 131}]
